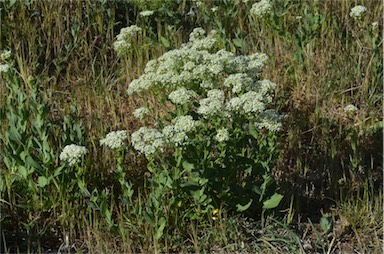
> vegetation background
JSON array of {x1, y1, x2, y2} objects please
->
[{"x1": 0, "y1": 0, "x2": 382, "y2": 253}]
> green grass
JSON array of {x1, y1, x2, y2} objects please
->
[{"x1": 0, "y1": 0, "x2": 382, "y2": 253}]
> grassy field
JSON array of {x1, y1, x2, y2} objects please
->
[{"x1": 0, "y1": 0, "x2": 382, "y2": 253}]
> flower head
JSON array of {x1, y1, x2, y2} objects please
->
[
  {"x1": 100, "y1": 130, "x2": 128, "y2": 149},
  {"x1": 344, "y1": 104, "x2": 358, "y2": 113},
  {"x1": 133, "y1": 107, "x2": 150, "y2": 120},
  {"x1": 250, "y1": 0, "x2": 272, "y2": 18},
  {"x1": 1, "y1": 50, "x2": 11, "y2": 61},
  {"x1": 168, "y1": 87, "x2": 196, "y2": 105},
  {"x1": 350, "y1": 5, "x2": 367, "y2": 20},
  {"x1": 114, "y1": 25, "x2": 142, "y2": 57},
  {"x1": 0, "y1": 64, "x2": 9, "y2": 73},
  {"x1": 131, "y1": 127, "x2": 164, "y2": 156},
  {"x1": 60, "y1": 144, "x2": 88, "y2": 166},
  {"x1": 215, "y1": 128, "x2": 229, "y2": 142}
]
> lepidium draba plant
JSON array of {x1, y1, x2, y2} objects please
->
[{"x1": 126, "y1": 28, "x2": 284, "y2": 219}]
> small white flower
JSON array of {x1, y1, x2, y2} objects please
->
[
  {"x1": 113, "y1": 25, "x2": 142, "y2": 56},
  {"x1": 224, "y1": 74, "x2": 253, "y2": 94},
  {"x1": 255, "y1": 109, "x2": 283, "y2": 131},
  {"x1": 168, "y1": 87, "x2": 196, "y2": 105},
  {"x1": 215, "y1": 128, "x2": 229, "y2": 142},
  {"x1": 350, "y1": 5, "x2": 367, "y2": 20},
  {"x1": 211, "y1": 6, "x2": 218, "y2": 13},
  {"x1": 0, "y1": 64, "x2": 9, "y2": 73},
  {"x1": 250, "y1": 0, "x2": 272, "y2": 18},
  {"x1": 139, "y1": 10, "x2": 154, "y2": 17},
  {"x1": 1, "y1": 50, "x2": 11, "y2": 61},
  {"x1": 60, "y1": 144, "x2": 88, "y2": 166},
  {"x1": 131, "y1": 127, "x2": 164, "y2": 156},
  {"x1": 344, "y1": 104, "x2": 358, "y2": 113},
  {"x1": 197, "y1": 89, "x2": 225, "y2": 117},
  {"x1": 100, "y1": 130, "x2": 128, "y2": 149},
  {"x1": 189, "y1": 27, "x2": 206, "y2": 42},
  {"x1": 133, "y1": 107, "x2": 149, "y2": 120}
]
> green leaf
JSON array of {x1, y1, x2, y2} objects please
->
[
  {"x1": 262, "y1": 193, "x2": 283, "y2": 209},
  {"x1": 233, "y1": 38, "x2": 243, "y2": 48},
  {"x1": 38, "y1": 176, "x2": 49, "y2": 188},
  {"x1": 18, "y1": 166, "x2": 29, "y2": 178},
  {"x1": 236, "y1": 199, "x2": 253, "y2": 212},
  {"x1": 155, "y1": 217, "x2": 166, "y2": 240},
  {"x1": 160, "y1": 36, "x2": 170, "y2": 48},
  {"x1": 182, "y1": 161, "x2": 195, "y2": 171},
  {"x1": 144, "y1": 211, "x2": 155, "y2": 226}
]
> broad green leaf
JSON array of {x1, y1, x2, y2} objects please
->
[
  {"x1": 262, "y1": 193, "x2": 283, "y2": 209},
  {"x1": 236, "y1": 199, "x2": 253, "y2": 212},
  {"x1": 18, "y1": 166, "x2": 28, "y2": 178},
  {"x1": 38, "y1": 176, "x2": 49, "y2": 188},
  {"x1": 182, "y1": 161, "x2": 195, "y2": 171},
  {"x1": 160, "y1": 36, "x2": 170, "y2": 48}
]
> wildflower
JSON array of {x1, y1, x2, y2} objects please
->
[
  {"x1": 255, "y1": 109, "x2": 283, "y2": 131},
  {"x1": 133, "y1": 107, "x2": 149, "y2": 120},
  {"x1": 139, "y1": 10, "x2": 154, "y2": 17},
  {"x1": 131, "y1": 127, "x2": 164, "y2": 156},
  {"x1": 250, "y1": 0, "x2": 272, "y2": 18},
  {"x1": 0, "y1": 50, "x2": 11, "y2": 61},
  {"x1": 168, "y1": 87, "x2": 196, "y2": 105},
  {"x1": 224, "y1": 73, "x2": 253, "y2": 94},
  {"x1": 344, "y1": 104, "x2": 358, "y2": 113},
  {"x1": 113, "y1": 25, "x2": 142, "y2": 57},
  {"x1": 189, "y1": 27, "x2": 206, "y2": 42},
  {"x1": 100, "y1": 130, "x2": 128, "y2": 149},
  {"x1": 0, "y1": 64, "x2": 9, "y2": 73},
  {"x1": 215, "y1": 128, "x2": 229, "y2": 142},
  {"x1": 211, "y1": 6, "x2": 218, "y2": 13},
  {"x1": 349, "y1": 5, "x2": 367, "y2": 20},
  {"x1": 60, "y1": 144, "x2": 88, "y2": 166},
  {"x1": 197, "y1": 89, "x2": 225, "y2": 117},
  {"x1": 163, "y1": 116, "x2": 196, "y2": 146},
  {"x1": 226, "y1": 91, "x2": 265, "y2": 114}
]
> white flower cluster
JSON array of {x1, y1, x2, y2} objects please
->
[
  {"x1": 60, "y1": 144, "x2": 88, "y2": 166},
  {"x1": 131, "y1": 127, "x2": 164, "y2": 156},
  {"x1": 100, "y1": 130, "x2": 128, "y2": 149},
  {"x1": 344, "y1": 104, "x2": 358, "y2": 113},
  {"x1": 127, "y1": 28, "x2": 282, "y2": 154},
  {"x1": 224, "y1": 73, "x2": 253, "y2": 94},
  {"x1": 255, "y1": 110, "x2": 283, "y2": 131},
  {"x1": 113, "y1": 25, "x2": 142, "y2": 57},
  {"x1": 163, "y1": 115, "x2": 197, "y2": 146},
  {"x1": 350, "y1": 5, "x2": 367, "y2": 20},
  {"x1": 168, "y1": 87, "x2": 196, "y2": 105},
  {"x1": 0, "y1": 64, "x2": 9, "y2": 73},
  {"x1": 128, "y1": 29, "x2": 268, "y2": 95},
  {"x1": 140, "y1": 10, "x2": 154, "y2": 17},
  {"x1": 189, "y1": 27, "x2": 206, "y2": 42},
  {"x1": 215, "y1": 128, "x2": 229, "y2": 142},
  {"x1": 226, "y1": 91, "x2": 265, "y2": 114},
  {"x1": 1, "y1": 50, "x2": 11, "y2": 61},
  {"x1": 197, "y1": 89, "x2": 225, "y2": 117},
  {"x1": 250, "y1": 0, "x2": 272, "y2": 18},
  {"x1": 133, "y1": 107, "x2": 149, "y2": 120}
]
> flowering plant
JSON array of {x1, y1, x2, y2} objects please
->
[{"x1": 126, "y1": 28, "x2": 283, "y2": 217}]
